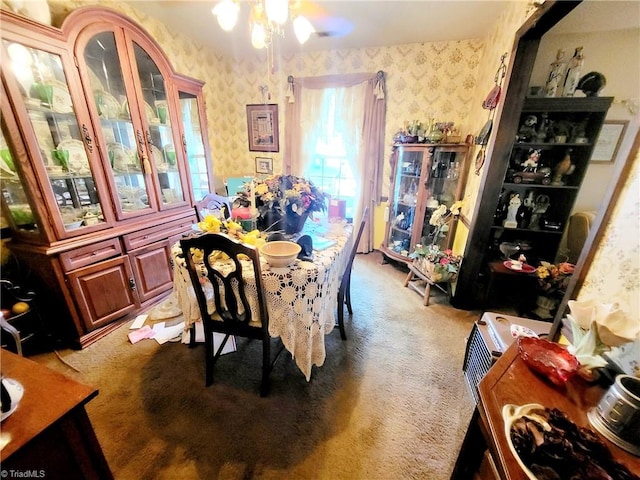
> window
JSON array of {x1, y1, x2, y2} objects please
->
[{"x1": 303, "y1": 90, "x2": 357, "y2": 220}]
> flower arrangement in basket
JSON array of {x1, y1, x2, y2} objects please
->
[
  {"x1": 197, "y1": 215, "x2": 266, "y2": 248},
  {"x1": 409, "y1": 244, "x2": 462, "y2": 283}
]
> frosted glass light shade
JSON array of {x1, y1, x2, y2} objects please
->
[
  {"x1": 293, "y1": 15, "x2": 315, "y2": 44},
  {"x1": 251, "y1": 23, "x2": 267, "y2": 49},
  {"x1": 212, "y1": 0, "x2": 239, "y2": 31},
  {"x1": 265, "y1": 0, "x2": 288, "y2": 25}
]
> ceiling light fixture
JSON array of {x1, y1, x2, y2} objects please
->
[{"x1": 212, "y1": 0, "x2": 315, "y2": 50}]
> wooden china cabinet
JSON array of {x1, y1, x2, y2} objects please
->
[
  {"x1": 0, "y1": 7, "x2": 212, "y2": 347},
  {"x1": 379, "y1": 143, "x2": 470, "y2": 264}
]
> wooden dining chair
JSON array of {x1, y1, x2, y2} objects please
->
[
  {"x1": 180, "y1": 233, "x2": 284, "y2": 396},
  {"x1": 194, "y1": 193, "x2": 232, "y2": 221},
  {"x1": 337, "y1": 206, "x2": 369, "y2": 340}
]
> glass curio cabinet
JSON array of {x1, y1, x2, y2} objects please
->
[{"x1": 380, "y1": 143, "x2": 470, "y2": 264}]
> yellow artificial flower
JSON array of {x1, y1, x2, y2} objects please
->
[
  {"x1": 225, "y1": 220, "x2": 243, "y2": 234},
  {"x1": 198, "y1": 215, "x2": 222, "y2": 232}
]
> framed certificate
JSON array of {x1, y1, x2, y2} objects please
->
[{"x1": 591, "y1": 121, "x2": 628, "y2": 163}]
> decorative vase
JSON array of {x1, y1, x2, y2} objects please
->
[
  {"x1": 533, "y1": 295, "x2": 557, "y2": 319},
  {"x1": 284, "y1": 210, "x2": 309, "y2": 234},
  {"x1": 414, "y1": 257, "x2": 456, "y2": 283},
  {"x1": 259, "y1": 209, "x2": 284, "y2": 232}
]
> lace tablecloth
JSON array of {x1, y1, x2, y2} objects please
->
[{"x1": 171, "y1": 223, "x2": 353, "y2": 381}]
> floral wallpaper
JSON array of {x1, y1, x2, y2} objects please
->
[
  {"x1": 457, "y1": 1, "x2": 538, "y2": 225},
  {"x1": 579, "y1": 149, "x2": 640, "y2": 320},
  {"x1": 213, "y1": 40, "x2": 486, "y2": 190}
]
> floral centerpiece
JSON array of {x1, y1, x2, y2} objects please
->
[
  {"x1": 235, "y1": 174, "x2": 326, "y2": 233},
  {"x1": 409, "y1": 244, "x2": 462, "y2": 283}
]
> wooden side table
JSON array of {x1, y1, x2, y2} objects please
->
[
  {"x1": 0, "y1": 351, "x2": 112, "y2": 479},
  {"x1": 403, "y1": 263, "x2": 451, "y2": 306},
  {"x1": 482, "y1": 261, "x2": 538, "y2": 312}
]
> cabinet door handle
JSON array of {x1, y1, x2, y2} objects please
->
[
  {"x1": 135, "y1": 130, "x2": 149, "y2": 173},
  {"x1": 129, "y1": 278, "x2": 137, "y2": 291},
  {"x1": 182, "y1": 133, "x2": 187, "y2": 151},
  {"x1": 82, "y1": 124, "x2": 93, "y2": 153}
]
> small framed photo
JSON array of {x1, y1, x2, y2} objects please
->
[
  {"x1": 246, "y1": 104, "x2": 279, "y2": 152},
  {"x1": 255, "y1": 157, "x2": 273, "y2": 174},
  {"x1": 591, "y1": 120, "x2": 628, "y2": 163}
]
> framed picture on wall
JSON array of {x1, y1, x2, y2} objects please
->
[
  {"x1": 246, "y1": 104, "x2": 279, "y2": 152},
  {"x1": 591, "y1": 120, "x2": 628, "y2": 163},
  {"x1": 255, "y1": 157, "x2": 273, "y2": 174}
]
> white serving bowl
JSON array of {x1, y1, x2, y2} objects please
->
[{"x1": 259, "y1": 241, "x2": 301, "y2": 268}]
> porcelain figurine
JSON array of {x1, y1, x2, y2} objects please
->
[
  {"x1": 503, "y1": 193, "x2": 521, "y2": 229},
  {"x1": 544, "y1": 49, "x2": 566, "y2": 97},
  {"x1": 563, "y1": 47, "x2": 584, "y2": 97}
]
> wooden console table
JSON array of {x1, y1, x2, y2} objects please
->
[
  {"x1": 451, "y1": 342, "x2": 640, "y2": 479},
  {"x1": 0, "y1": 351, "x2": 112, "y2": 479}
]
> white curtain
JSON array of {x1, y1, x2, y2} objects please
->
[
  {"x1": 285, "y1": 72, "x2": 386, "y2": 252},
  {"x1": 299, "y1": 84, "x2": 366, "y2": 220}
]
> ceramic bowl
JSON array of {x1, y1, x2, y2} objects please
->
[
  {"x1": 64, "y1": 220, "x2": 83, "y2": 230},
  {"x1": 259, "y1": 241, "x2": 301, "y2": 268}
]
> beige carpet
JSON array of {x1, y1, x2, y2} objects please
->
[{"x1": 32, "y1": 252, "x2": 481, "y2": 480}]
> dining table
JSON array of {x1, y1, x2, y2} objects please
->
[{"x1": 170, "y1": 219, "x2": 354, "y2": 381}]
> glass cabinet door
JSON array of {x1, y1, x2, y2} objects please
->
[
  {"x1": 81, "y1": 31, "x2": 152, "y2": 217},
  {"x1": 3, "y1": 41, "x2": 107, "y2": 234},
  {"x1": 387, "y1": 149, "x2": 423, "y2": 256},
  {"x1": 0, "y1": 127, "x2": 38, "y2": 234},
  {"x1": 131, "y1": 41, "x2": 185, "y2": 209},
  {"x1": 178, "y1": 90, "x2": 212, "y2": 202},
  {"x1": 422, "y1": 148, "x2": 463, "y2": 247}
]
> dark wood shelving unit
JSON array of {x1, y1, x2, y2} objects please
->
[{"x1": 454, "y1": 95, "x2": 612, "y2": 313}]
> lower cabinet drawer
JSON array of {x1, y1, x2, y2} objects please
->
[
  {"x1": 59, "y1": 238, "x2": 123, "y2": 273},
  {"x1": 123, "y1": 218, "x2": 193, "y2": 251}
]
